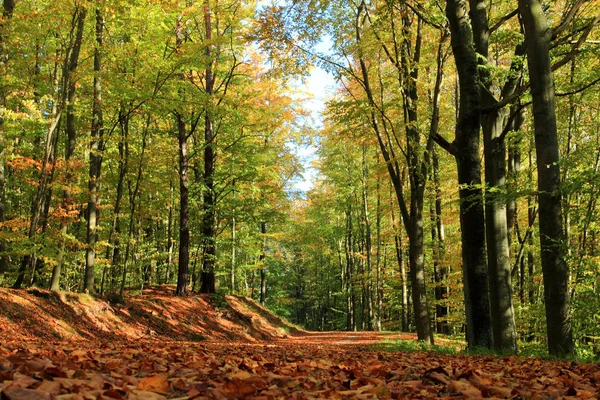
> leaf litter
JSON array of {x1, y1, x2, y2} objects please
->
[{"x1": 0, "y1": 288, "x2": 599, "y2": 399}]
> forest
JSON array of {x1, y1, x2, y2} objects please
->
[{"x1": 1, "y1": 0, "x2": 600, "y2": 360}]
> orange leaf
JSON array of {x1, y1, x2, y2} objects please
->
[{"x1": 137, "y1": 374, "x2": 170, "y2": 394}]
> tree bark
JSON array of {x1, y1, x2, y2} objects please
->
[
  {"x1": 103, "y1": 109, "x2": 128, "y2": 293},
  {"x1": 445, "y1": 0, "x2": 493, "y2": 349},
  {"x1": 200, "y1": 2, "x2": 217, "y2": 294},
  {"x1": 519, "y1": 0, "x2": 574, "y2": 356},
  {"x1": 84, "y1": 4, "x2": 105, "y2": 294},
  {"x1": 0, "y1": 0, "x2": 16, "y2": 274},
  {"x1": 355, "y1": 1, "x2": 432, "y2": 342},
  {"x1": 26, "y1": 5, "x2": 86, "y2": 290},
  {"x1": 119, "y1": 117, "x2": 149, "y2": 297},
  {"x1": 469, "y1": 0, "x2": 519, "y2": 353},
  {"x1": 176, "y1": 114, "x2": 190, "y2": 295},
  {"x1": 259, "y1": 221, "x2": 267, "y2": 304}
]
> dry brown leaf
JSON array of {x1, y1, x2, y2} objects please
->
[
  {"x1": 35, "y1": 380, "x2": 61, "y2": 395},
  {"x1": 1, "y1": 388, "x2": 51, "y2": 400},
  {"x1": 448, "y1": 379, "x2": 482, "y2": 397},
  {"x1": 137, "y1": 375, "x2": 170, "y2": 394},
  {"x1": 129, "y1": 389, "x2": 167, "y2": 400}
]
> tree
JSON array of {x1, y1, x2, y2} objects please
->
[
  {"x1": 442, "y1": 0, "x2": 493, "y2": 349},
  {"x1": 84, "y1": 2, "x2": 105, "y2": 294},
  {"x1": 519, "y1": 0, "x2": 574, "y2": 357},
  {"x1": 0, "y1": 0, "x2": 16, "y2": 276}
]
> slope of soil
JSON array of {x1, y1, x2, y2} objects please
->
[{"x1": 0, "y1": 286, "x2": 300, "y2": 344}]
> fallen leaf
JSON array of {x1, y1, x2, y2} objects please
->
[
  {"x1": 1, "y1": 388, "x2": 50, "y2": 400},
  {"x1": 137, "y1": 375, "x2": 169, "y2": 394}
]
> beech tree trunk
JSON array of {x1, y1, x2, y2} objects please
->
[
  {"x1": 519, "y1": 0, "x2": 574, "y2": 357},
  {"x1": 176, "y1": 114, "x2": 190, "y2": 295},
  {"x1": 445, "y1": 0, "x2": 492, "y2": 349},
  {"x1": 200, "y1": 2, "x2": 216, "y2": 294},
  {"x1": 259, "y1": 222, "x2": 267, "y2": 305},
  {"x1": 354, "y1": 2, "x2": 432, "y2": 342},
  {"x1": 0, "y1": 0, "x2": 16, "y2": 275},
  {"x1": 469, "y1": 0, "x2": 518, "y2": 353},
  {"x1": 119, "y1": 118, "x2": 149, "y2": 297},
  {"x1": 26, "y1": 5, "x2": 86, "y2": 290},
  {"x1": 84, "y1": 4, "x2": 104, "y2": 294}
]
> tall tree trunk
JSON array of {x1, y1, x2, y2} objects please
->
[
  {"x1": 527, "y1": 148, "x2": 536, "y2": 305},
  {"x1": 431, "y1": 148, "x2": 449, "y2": 334},
  {"x1": 507, "y1": 104, "x2": 525, "y2": 247},
  {"x1": 107, "y1": 110, "x2": 128, "y2": 292},
  {"x1": 345, "y1": 207, "x2": 355, "y2": 331},
  {"x1": 355, "y1": 1, "x2": 432, "y2": 342},
  {"x1": 390, "y1": 193, "x2": 408, "y2": 332},
  {"x1": 22, "y1": 5, "x2": 86, "y2": 289},
  {"x1": 361, "y1": 144, "x2": 374, "y2": 330},
  {"x1": 103, "y1": 110, "x2": 128, "y2": 293},
  {"x1": 445, "y1": 0, "x2": 492, "y2": 349},
  {"x1": 519, "y1": 0, "x2": 574, "y2": 357},
  {"x1": 0, "y1": 0, "x2": 16, "y2": 274},
  {"x1": 470, "y1": 0, "x2": 519, "y2": 353},
  {"x1": 259, "y1": 222, "x2": 267, "y2": 304},
  {"x1": 119, "y1": 117, "x2": 149, "y2": 297},
  {"x1": 165, "y1": 174, "x2": 174, "y2": 284},
  {"x1": 428, "y1": 34, "x2": 449, "y2": 335},
  {"x1": 375, "y1": 163, "x2": 383, "y2": 331},
  {"x1": 200, "y1": 2, "x2": 216, "y2": 294},
  {"x1": 176, "y1": 114, "x2": 190, "y2": 295},
  {"x1": 84, "y1": 4, "x2": 104, "y2": 294},
  {"x1": 230, "y1": 205, "x2": 236, "y2": 293}
]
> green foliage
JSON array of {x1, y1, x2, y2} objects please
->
[
  {"x1": 372, "y1": 338, "x2": 461, "y2": 356},
  {"x1": 208, "y1": 289, "x2": 229, "y2": 311}
]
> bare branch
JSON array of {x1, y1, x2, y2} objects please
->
[
  {"x1": 552, "y1": 0, "x2": 587, "y2": 40},
  {"x1": 489, "y1": 8, "x2": 518, "y2": 34}
]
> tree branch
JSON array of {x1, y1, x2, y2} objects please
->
[{"x1": 489, "y1": 8, "x2": 518, "y2": 34}]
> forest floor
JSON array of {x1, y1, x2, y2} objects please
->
[{"x1": 0, "y1": 287, "x2": 599, "y2": 399}]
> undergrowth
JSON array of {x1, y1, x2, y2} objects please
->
[
  {"x1": 208, "y1": 289, "x2": 229, "y2": 310},
  {"x1": 372, "y1": 335, "x2": 600, "y2": 362}
]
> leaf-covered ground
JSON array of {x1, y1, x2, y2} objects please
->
[{"x1": 1, "y1": 288, "x2": 599, "y2": 399}]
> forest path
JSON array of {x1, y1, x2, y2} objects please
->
[{"x1": 2, "y1": 332, "x2": 600, "y2": 399}]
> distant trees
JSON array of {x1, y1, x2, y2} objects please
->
[
  {"x1": 0, "y1": 0, "x2": 299, "y2": 299},
  {"x1": 259, "y1": 0, "x2": 600, "y2": 358}
]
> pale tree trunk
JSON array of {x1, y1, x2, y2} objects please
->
[
  {"x1": 469, "y1": 0, "x2": 518, "y2": 353},
  {"x1": 429, "y1": 35, "x2": 449, "y2": 335},
  {"x1": 519, "y1": 0, "x2": 574, "y2": 357},
  {"x1": 390, "y1": 192, "x2": 408, "y2": 332},
  {"x1": 375, "y1": 171, "x2": 383, "y2": 331},
  {"x1": 119, "y1": 117, "x2": 149, "y2": 297},
  {"x1": 444, "y1": 0, "x2": 492, "y2": 349},
  {"x1": 361, "y1": 144, "x2": 374, "y2": 329},
  {"x1": 30, "y1": 5, "x2": 86, "y2": 290},
  {"x1": 355, "y1": 1, "x2": 432, "y2": 342},
  {"x1": 103, "y1": 110, "x2": 128, "y2": 293},
  {"x1": 345, "y1": 207, "x2": 355, "y2": 331},
  {"x1": 431, "y1": 148, "x2": 449, "y2": 334},
  {"x1": 84, "y1": 4, "x2": 104, "y2": 294}
]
